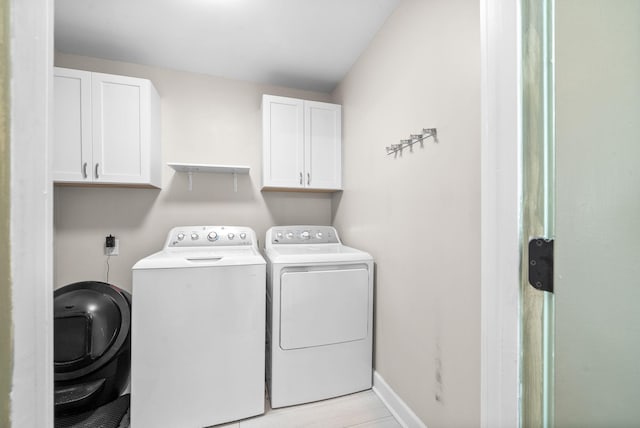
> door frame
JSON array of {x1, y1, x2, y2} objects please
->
[
  {"x1": 9, "y1": 0, "x2": 54, "y2": 426},
  {"x1": 7, "y1": 0, "x2": 523, "y2": 426},
  {"x1": 480, "y1": 0, "x2": 522, "y2": 427}
]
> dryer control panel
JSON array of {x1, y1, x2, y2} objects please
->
[
  {"x1": 268, "y1": 226, "x2": 340, "y2": 245},
  {"x1": 165, "y1": 226, "x2": 256, "y2": 248}
]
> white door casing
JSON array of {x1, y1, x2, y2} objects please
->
[{"x1": 480, "y1": 0, "x2": 522, "y2": 427}]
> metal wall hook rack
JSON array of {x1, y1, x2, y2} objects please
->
[{"x1": 386, "y1": 128, "x2": 438, "y2": 156}]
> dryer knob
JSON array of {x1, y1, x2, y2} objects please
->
[
  {"x1": 239, "y1": 232, "x2": 247, "y2": 240},
  {"x1": 191, "y1": 233, "x2": 199, "y2": 240},
  {"x1": 301, "y1": 231, "x2": 310, "y2": 239},
  {"x1": 286, "y1": 232, "x2": 294, "y2": 239},
  {"x1": 207, "y1": 231, "x2": 218, "y2": 242},
  {"x1": 227, "y1": 233, "x2": 235, "y2": 240},
  {"x1": 177, "y1": 232, "x2": 185, "y2": 241},
  {"x1": 316, "y1": 232, "x2": 323, "y2": 239}
]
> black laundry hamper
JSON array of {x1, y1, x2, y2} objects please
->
[{"x1": 54, "y1": 281, "x2": 132, "y2": 428}]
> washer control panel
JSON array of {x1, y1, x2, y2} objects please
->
[
  {"x1": 269, "y1": 226, "x2": 340, "y2": 244},
  {"x1": 166, "y1": 226, "x2": 254, "y2": 248}
]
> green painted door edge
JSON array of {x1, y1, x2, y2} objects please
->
[
  {"x1": 0, "y1": 0, "x2": 12, "y2": 426},
  {"x1": 520, "y1": 0, "x2": 556, "y2": 427}
]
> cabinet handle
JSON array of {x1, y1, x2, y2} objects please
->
[
  {"x1": 82, "y1": 162, "x2": 88, "y2": 179},
  {"x1": 299, "y1": 172, "x2": 303, "y2": 185},
  {"x1": 307, "y1": 172, "x2": 310, "y2": 185},
  {"x1": 95, "y1": 163, "x2": 100, "y2": 180}
]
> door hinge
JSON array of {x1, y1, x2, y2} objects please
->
[{"x1": 528, "y1": 238, "x2": 554, "y2": 293}]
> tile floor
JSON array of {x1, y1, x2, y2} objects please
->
[{"x1": 214, "y1": 390, "x2": 402, "y2": 428}]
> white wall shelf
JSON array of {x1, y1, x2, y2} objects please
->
[{"x1": 168, "y1": 162, "x2": 250, "y2": 192}]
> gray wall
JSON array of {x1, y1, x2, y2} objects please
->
[
  {"x1": 331, "y1": 0, "x2": 481, "y2": 426},
  {"x1": 54, "y1": 53, "x2": 334, "y2": 292}
]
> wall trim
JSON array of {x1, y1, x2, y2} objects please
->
[
  {"x1": 372, "y1": 371, "x2": 427, "y2": 428},
  {"x1": 479, "y1": 0, "x2": 522, "y2": 427},
  {"x1": 0, "y1": 0, "x2": 11, "y2": 424},
  {"x1": 9, "y1": 0, "x2": 54, "y2": 426}
]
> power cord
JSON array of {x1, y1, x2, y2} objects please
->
[
  {"x1": 106, "y1": 254, "x2": 111, "y2": 283},
  {"x1": 105, "y1": 234, "x2": 115, "y2": 283}
]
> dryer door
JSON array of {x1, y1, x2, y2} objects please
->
[{"x1": 280, "y1": 267, "x2": 369, "y2": 350}]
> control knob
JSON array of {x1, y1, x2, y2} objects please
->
[
  {"x1": 191, "y1": 232, "x2": 199, "y2": 240},
  {"x1": 286, "y1": 232, "x2": 294, "y2": 239},
  {"x1": 301, "y1": 231, "x2": 310, "y2": 240},
  {"x1": 227, "y1": 233, "x2": 235, "y2": 240},
  {"x1": 177, "y1": 232, "x2": 185, "y2": 241},
  {"x1": 207, "y1": 231, "x2": 218, "y2": 242},
  {"x1": 316, "y1": 232, "x2": 323, "y2": 239},
  {"x1": 240, "y1": 232, "x2": 247, "y2": 240}
]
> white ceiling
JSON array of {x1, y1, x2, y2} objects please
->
[{"x1": 55, "y1": 0, "x2": 400, "y2": 93}]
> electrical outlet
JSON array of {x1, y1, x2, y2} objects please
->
[{"x1": 105, "y1": 238, "x2": 119, "y2": 256}]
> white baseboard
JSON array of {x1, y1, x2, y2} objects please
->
[{"x1": 372, "y1": 371, "x2": 427, "y2": 428}]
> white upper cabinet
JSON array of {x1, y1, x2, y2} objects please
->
[
  {"x1": 262, "y1": 95, "x2": 341, "y2": 191},
  {"x1": 53, "y1": 67, "x2": 161, "y2": 188}
]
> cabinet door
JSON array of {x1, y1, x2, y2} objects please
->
[
  {"x1": 304, "y1": 101, "x2": 342, "y2": 190},
  {"x1": 53, "y1": 68, "x2": 92, "y2": 182},
  {"x1": 262, "y1": 95, "x2": 305, "y2": 188},
  {"x1": 91, "y1": 73, "x2": 151, "y2": 184}
]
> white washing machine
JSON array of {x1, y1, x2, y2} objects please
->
[
  {"x1": 264, "y1": 226, "x2": 374, "y2": 408},
  {"x1": 131, "y1": 226, "x2": 265, "y2": 428}
]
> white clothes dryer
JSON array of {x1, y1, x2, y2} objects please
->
[
  {"x1": 131, "y1": 226, "x2": 265, "y2": 428},
  {"x1": 264, "y1": 226, "x2": 374, "y2": 408}
]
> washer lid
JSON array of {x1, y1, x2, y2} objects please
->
[
  {"x1": 265, "y1": 244, "x2": 372, "y2": 264},
  {"x1": 133, "y1": 246, "x2": 266, "y2": 270}
]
